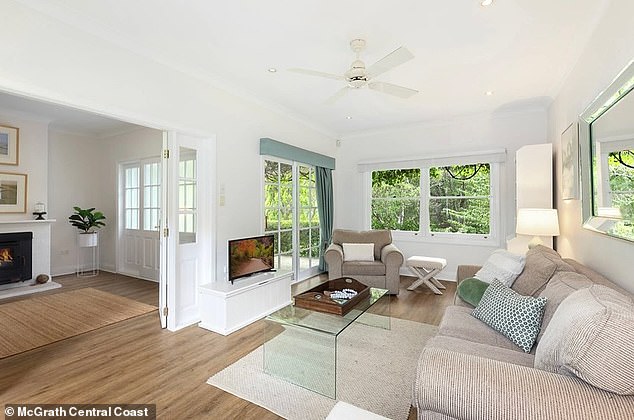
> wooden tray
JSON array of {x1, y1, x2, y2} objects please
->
[{"x1": 293, "y1": 277, "x2": 370, "y2": 316}]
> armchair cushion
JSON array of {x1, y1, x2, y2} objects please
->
[
  {"x1": 342, "y1": 261, "x2": 386, "y2": 276},
  {"x1": 332, "y1": 229, "x2": 391, "y2": 260},
  {"x1": 342, "y1": 243, "x2": 374, "y2": 262}
]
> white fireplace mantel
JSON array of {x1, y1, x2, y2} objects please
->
[{"x1": 0, "y1": 219, "x2": 57, "y2": 225}]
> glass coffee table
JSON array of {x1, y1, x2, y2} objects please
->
[{"x1": 263, "y1": 287, "x2": 390, "y2": 398}]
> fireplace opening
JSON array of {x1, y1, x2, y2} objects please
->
[
  {"x1": 0, "y1": 247, "x2": 14, "y2": 267},
  {"x1": 0, "y1": 232, "x2": 32, "y2": 285}
]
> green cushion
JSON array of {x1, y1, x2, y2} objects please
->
[
  {"x1": 457, "y1": 277, "x2": 490, "y2": 307},
  {"x1": 472, "y1": 280, "x2": 548, "y2": 353}
]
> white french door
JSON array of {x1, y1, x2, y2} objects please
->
[
  {"x1": 161, "y1": 131, "x2": 214, "y2": 331},
  {"x1": 119, "y1": 158, "x2": 161, "y2": 281},
  {"x1": 263, "y1": 159, "x2": 321, "y2": 282}
]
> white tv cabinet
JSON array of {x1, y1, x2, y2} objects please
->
[{"x1": 198, "y1": 270, "x2": 292, "y2": 335}]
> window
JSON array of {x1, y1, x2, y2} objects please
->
[
  {"x1": 429, "y1": 164, "x2": 491, "y2": 234},
  {"x1": 263, "y1": 158, "x2": 321, "y2": 280},
  {"x1": 371, "y1": 169, "x2": 420, "y2": 231},
  {"x1": 370, "y1": 161, "x2": 497, "y2": 240}
]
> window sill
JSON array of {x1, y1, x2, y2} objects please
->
[{"x1": 391, "y1": 231, "x2": 499, "y2": 247}]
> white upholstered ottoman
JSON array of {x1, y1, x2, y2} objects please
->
[{"x1": 406, "y1": 256, "x2": 447, "y2": 294}]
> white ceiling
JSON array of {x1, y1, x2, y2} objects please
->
[
  {"x1": 0, "y1": 92, "x2": 141, "y2": 137},
  {"x1": 16, "y1": 0, "x2": 609, "y2": 136}
]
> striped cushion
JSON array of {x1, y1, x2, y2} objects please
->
[{"x1": 535, "y1": 285, "x2": 634, "y2": 395}]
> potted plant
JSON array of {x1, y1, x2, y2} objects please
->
[{"x1": 69, "y1": 207, "x2": 106, "y2": 247}]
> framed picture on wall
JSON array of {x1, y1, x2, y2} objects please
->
[
  {"x1": 0, "y1": 125, "x2": 19, "y2": 166},
  {"x1": 561, "y1": 122, "x2": 579, "y2": 200},
  {"x1": 0, "y1": 172, "x2": 27, "y2": 213}
]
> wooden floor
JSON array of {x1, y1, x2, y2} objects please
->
[{"x1": 0, "y1": 272, "x2": 456, "y2": 419}]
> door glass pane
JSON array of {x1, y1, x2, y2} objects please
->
[
  {"x1": 124, "y1": 166, "x2": 140, "y2": 230},
  {"x1": 142, "y1": 161, "x2": 161, "y2": 232},
  {"x1": 179, "y1": 147, "x2": 197, "y2": 244}
]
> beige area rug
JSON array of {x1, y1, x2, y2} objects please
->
[
  {"x1": 208, "y1": 317, "x2": 438, "y2": 420},
  {"x1": 0, "y1": 287, "x2": 157, "y2": 359}
]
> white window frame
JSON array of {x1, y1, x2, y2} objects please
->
[{"x1": 363, "y1": 158, "x2": 502, "y2": 247}]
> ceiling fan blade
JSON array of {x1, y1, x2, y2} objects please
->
[
  {"x1": 288, "y1": 68, "x2": 344, "y2": 81},
  {"x1": 324, "y1": 87, "x2": 349, "y2": 105},
  {"x1": 368, "y1": 81, "x2": 418, "y2": 98},
  {"x1": 366, "y1": 47, "x2": 414, "y2": 79}
]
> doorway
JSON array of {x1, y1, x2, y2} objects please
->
[{"x1": 118, "y1": 158, "x2": 161, "y2": 281}]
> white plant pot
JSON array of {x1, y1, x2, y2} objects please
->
[{"x1": 78, "y1": 232, "x2": 98, "y2": 248}]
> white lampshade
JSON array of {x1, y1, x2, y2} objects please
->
[{"x1": 516, "y1": 208, "x2": 560, "y2": 236}]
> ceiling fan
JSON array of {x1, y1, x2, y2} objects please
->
[{"x1": 289, "y1": 39, "x2": 418, "y2": 104}]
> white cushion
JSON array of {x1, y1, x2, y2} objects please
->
[
  {"x1": 342, "y1": 243, "x2": 375, "y2": 262},
  {"x1": 407, "y1": 256, "x2": 447, "y2": 269},
  {"x1": 474, "y1": 249, "x2": 526, "y2": 287}
]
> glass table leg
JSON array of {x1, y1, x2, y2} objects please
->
[{"x1": 263, "y1": 320, "x2": 337, "y2": 398}]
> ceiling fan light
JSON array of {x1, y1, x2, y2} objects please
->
[{"x1": 481, "y1": 0, "x2": 493, "y2": 6}]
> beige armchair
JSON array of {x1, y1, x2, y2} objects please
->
[{"x1": 324, "y1": 229, "x2": 404, "y2": 295}]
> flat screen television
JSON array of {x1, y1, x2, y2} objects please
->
[{"x1": 228, "y1": 234, "x2": 275, "y2": 283}]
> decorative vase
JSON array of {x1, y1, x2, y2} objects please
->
[{"x1": 78, "y1": 232, "x2": 98, "y2": 248}]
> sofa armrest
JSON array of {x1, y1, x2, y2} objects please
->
[
  {"x1": 380, "y1": 243, "x2": 404, "y2": 267},
  {"x1": 413, "y1": 348, "x2": 634, "y2": 420},
  {"x1": 456, "y1": 265, "x2": 481, "y2": 283},
  {"x1": 324, "y1": 243, "x2": 343, "y2": 278}
]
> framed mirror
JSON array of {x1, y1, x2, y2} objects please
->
[{"x1": 579, "y1": 60, "x2": 634, "y2": 242}]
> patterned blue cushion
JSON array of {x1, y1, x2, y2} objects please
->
[{"x1": 472, "y1": 279, "x2": 548, "y2": 353}]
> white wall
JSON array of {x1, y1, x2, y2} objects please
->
[
  {"x1": 549, "y1": 0, "x2": 634, "y2": 292},
  {"x1": 48, "y1": 130, "x2": 100, "y2": 274},
  {"x1": 0, "y1": 1, "x2": 336, "y2": 282},
  {"x1": 0, "y1": 111, "x2": 48, "y2": 220},
  {"x1": 48, "y1": 127, "x2": 162, "y2": 276},
  {"x1": 336, "y1": 110, "x2": 548, "y2": 279}
]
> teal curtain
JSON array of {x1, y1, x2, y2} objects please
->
[{"x1": 315, "y1": 167, "x2": 333, "y2": 271}]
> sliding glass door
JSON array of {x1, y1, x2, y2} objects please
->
[{"x1": 264, "y1": 158, "x2": 321, "y2": 282}]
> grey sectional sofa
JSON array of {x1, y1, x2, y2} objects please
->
[{"x1": 413, "y1": 245, "x2": 634, "y2": 419}]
